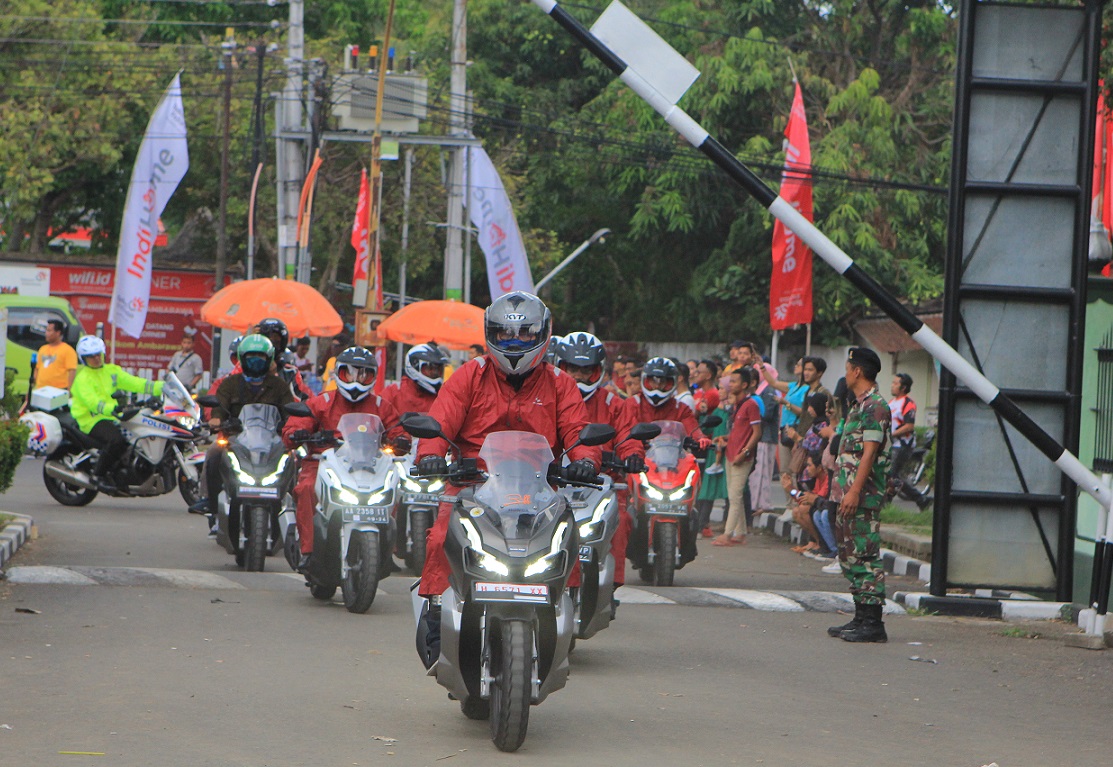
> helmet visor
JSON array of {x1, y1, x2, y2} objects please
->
[
  {"x1": 490, "y1": 326, "x2": 542, "y2": 354},
  {"x1": 558, "y1": 361, "x2": 602, "y2": 384},
  {"x1": 417, "y1": 361, "x2": 445, "y2": 379},
  {"x1": 337, "y1": 364, "x2": 374, "y2": 384},
  {"x1": 242, "y1": 354, "x2": 269, "y2": 378},
  {"x1": 643, "y1": 375, "x2": 675, "y2": 391}
]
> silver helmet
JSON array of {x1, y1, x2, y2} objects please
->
[
  {"x1": 404, "y1": 342, "x2": 449, "y2": 394},
  {"x1": 484, "y1": 291, "x2": 552, "y2": 376}
]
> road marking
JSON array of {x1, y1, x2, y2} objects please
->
[
  {"x1": 613, "y1": 586, "x2": 676, "y2": 604},
  {"x1": 9, "y1": 565, "x2": 248, "y2": 590},
  {"x1": 6, "y1": 566, "x2": 99, "y2": 586},
  {"x1": 698, "y1": 588, "x2": 806, "y2": 612}
]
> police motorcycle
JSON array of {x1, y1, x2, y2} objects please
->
[
  {"x1": 564, "y1": 422, "x2": 660, "y2": 643},
  {"x1": 196, "y1": 398, "x2": 297, "y2": 571},
  {"x1": 628, "y1": 418, "x2": 720, "y2": 587},
  {"x1": 393, "y1": 445, "x2": 446, "y2": 574},
  {"x1": 24, "y1": 372, "x2": 207, "y2": 507},
  {"x1": 283, "y1": 404, "x2": 400, "y2": 613},
  {"x1": 402, "y1": 414, "x2": 615, "y2": 753}
]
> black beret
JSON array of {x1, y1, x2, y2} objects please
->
[{"x1": 847, "y1": 346, "x2": 881, "y2": 372}]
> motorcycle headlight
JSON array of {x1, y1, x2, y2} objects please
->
[
  {"x1": 524, "y1": 521, "x2": 570, "y2": 578},
  {"x1": 579, "y1": 497, "x2": 612, "y2": 539},
  {"x1": 426, "y1": 479, "x2": 444, "y2": 492},
  {"x1": 460, "y1": 517, "x2": 509, "y2": 576},
  {"x1": 228, "y1": 453, "x2": 256, "y2": 486},
  {"x1": 260, "y1": 454, "x2": 290, "y2": 486},
  {"x1": 402, "y1": 476, "x2": 423, "y2": 492},
  {"x1": 666, "y1": 469, "x2": 698, "y2": 500}
]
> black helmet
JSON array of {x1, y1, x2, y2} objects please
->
[
  {"x1": 484, "y1": 291, "x2": 552, "y2": 376},
  {"x1": 555, "y1": 331, "x2": 606, "y2": 399},
  {"x1": 334, "y1": 346, "x2": 377, "y2": 402},
  {"x1": 229, "y1": 335, "x2": 243, "y2": 364},
  {"x1": 404, "y1": 343, "x2": 450, "y2": 394},
  {"x1": 256, "y1": 318, "x2": 289, "y2": 353},
  {"x1": 641, "y1": 356, "x2": 679, "y2": 407}
]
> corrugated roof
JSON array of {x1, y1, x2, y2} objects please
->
[{"x1": 854, "y1": 313, "x2": 944, "y2": 353}]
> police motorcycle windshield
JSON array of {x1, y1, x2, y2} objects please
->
[
  {"x1": 233, "y1": 403, "x2": 284, "y2": 465},
  {"x1": 161, "y1": 372, "x2": 201, "y2": 423},
  {"x1": 473, "y1": 431, "x2": 560, "y2": 537},
  {"x1": 645, "y1": 420, "x2": 686, "y2": 471},
  {"x1": 335, "y1": 413, "x2": 383, "y2": 472}
]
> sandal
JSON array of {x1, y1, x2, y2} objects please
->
[{"x1": 711, "y1": 536, "x2": 735, "y2": 547}]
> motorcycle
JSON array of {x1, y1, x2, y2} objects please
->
[
  {"x1": 402, "y1": 414, "x2": 615, "y2": 753},
  {"x1": 24, "y1": 372, "x2": 207, "y2": 507},
  {"x1": 628, "y1": 419, "x2": 717, "y2": 587},
  {"x1": 393, "y1": 444, "x2": 446, "y2": 574},
  {"x1": 564, "y1": 422, "x2": 660, "y2": 643},
  {"x1": 284, "y1": 404, "x2": 400, "y2": 613},
  {"x1": 896, "y1": 428, "x2": 935, "y2": 506},
  {"x1": 198, "y1": 400, "x2": 298, "y2": 571}
]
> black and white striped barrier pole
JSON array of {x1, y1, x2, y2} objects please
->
[{"x1": 530, "y1": 0, "x2": 1113, "y2": 609}]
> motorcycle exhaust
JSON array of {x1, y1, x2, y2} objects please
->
[{"x1": 44, "y1": 461, "x2": 97, "y2": 491}]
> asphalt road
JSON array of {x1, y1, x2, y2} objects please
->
[{"x1": 2, "y1": 460, "x2": 1111, "y2": 766}]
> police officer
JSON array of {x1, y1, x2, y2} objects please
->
[
  {"x1": 828, "y1": 347, "x2": 892, "y2": 643},
  {"x1": 70, "y1": 335, "x2": 164, "y2": 494}
]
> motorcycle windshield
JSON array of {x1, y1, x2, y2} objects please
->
[
  {"x1": 336, "y1": 413, "x2": 384, "y2": 472},
  {"x1": 645, "y1": 420, "x2": 687, "y2": 471},
  {"x1": 162, "y1": 372, "x2": 201, "y2": 421},
  {"x1": 474, "y1": 431, "x2": 559, "y2": 536},
  {"x1": 235, "y1": 403, "x2": 284, "y2": 465}
]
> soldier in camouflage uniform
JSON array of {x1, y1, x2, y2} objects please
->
[{"x1": 828, "y1": 347, "x2": 892, "y2": 643}]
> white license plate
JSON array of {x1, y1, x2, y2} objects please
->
[
  {"x1": 578, "y1": 545, "x2": 592, "y2": 562},
  {"x1": 404, "y1": 492, "x2": 441, "y2": 504},
  {"x1": 238, "y1": 486, "x2": 279, "y2": 498},
  {"x1": 474, "y1": 582, "x2": 550, "y2": 604},
  {"x1": 648, "y1": 504, "x2": 689, "y2": 516},
  {"x1": 344, "y1": 506, "x2": 390, "y2": 524}
]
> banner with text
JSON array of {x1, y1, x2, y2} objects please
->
[
  {"x1": 770, "y1": 80, "x2": 814, "y2": 330},
  {"x1": 466, "y1": 146, "x2": 534, "y2": 299},
  {"x1": 351, "y1": 168, "x2": 371, "y2": 307},
  {"x1": 109, "y1": 73, "x2": 189, "y2": 337}
]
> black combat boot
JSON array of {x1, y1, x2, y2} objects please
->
[
  {"x1": 827, "y1": 602, "x2": 862, "y2": 637},
  {"x1": 840, "y1": 602, "x2": 888, "y2": 643}
]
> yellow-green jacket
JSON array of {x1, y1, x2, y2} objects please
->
[{"x1": 71, "y1": 364, "x2": 164, "y2": 433}]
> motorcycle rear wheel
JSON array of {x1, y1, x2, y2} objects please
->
[
  {"x1": 653, "y1": 524, "x2": 677, "y2": 587},
  {"x1": 489, "y1": 619, "x2": 532, "y2": 752},
  {"x1": 407, "y1": 509, "x2": 431, "y2": 575},
  {"x1": 341, "y1": 530, "x2": 380, "y2": 613},
  {"x1": 43, "y1": 453, "x2": 98, "y2": 507},
  {"x1": 243, "y1": 505, "x2": 269, "y2": 572}
]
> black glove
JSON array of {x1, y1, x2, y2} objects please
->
[
  {"x1": 291, "y1": 429, "x2": 312, "y2": 443},
  {"x1": 624, "y1": 454, "x2": 647, "y2": 474},
  {"x1": 391, "y1": 436, "x2": 413, "y2": 455},
  {"x1": 415, "y1": 455, "x2": 448, "y2": 477},
  {"x1": 564, "y1": 459, "x2": 598, "y2": 484}
]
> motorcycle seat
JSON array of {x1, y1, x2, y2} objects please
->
[{"x1": 56, "y1": 413, "x2": 101, "y2": 451}]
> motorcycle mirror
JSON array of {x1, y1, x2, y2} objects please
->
[
  {"x1": 401, "y1": 413, "x2": 444, "y2": 440},
  {"x1": 577, "y1": 422, "x2": 616, "y2": 447},
  {"x1": 699, "y1": 415, "x2": 723, "y2": 429},
  {"x1": 196, "y1": 394, "x2": 220, "y2": 408},
  {"x1": 627, "y1": 422, "x2": 661, "y2": 442},
  {"x1": 284, "y1": 401, "x2": 312, "y2": 418}
]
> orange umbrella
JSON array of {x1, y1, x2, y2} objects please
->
[
  {"x1": 200, "y1": 277, "x2": 344, "y2": 337},
  {"x1": 376, "y1": 300, "x2": 485, "y2": 350}
]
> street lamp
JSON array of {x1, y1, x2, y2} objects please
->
[{"x1": 533, "y1": 228, "x2": 611, "y2": 292}]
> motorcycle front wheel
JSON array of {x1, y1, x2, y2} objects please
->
[
  {"x1": 243, "y1": 505, "x2": 269, "y2": 572},
  {"x1": 653, "y1": 523, "x2": 678, "y2": 587},
  {"x1": 342, "y1": 530, "x2": 380, "y2": 613},
  {"x1": 177, "y1": 468, "x2": 202, "y2": 508},
  {"x1": 489, "y1": 618, "x2": 533, "y2": 752},
  {"x1": 43, "y1": 453, "x2": 98, "y2": 507}
]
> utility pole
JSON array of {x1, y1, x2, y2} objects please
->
[
  {"x1": 277, "y1": 0, "x2": 305, "y2": 279},
  {"x1": 444, "y1": 0, "x2": 467, "y2": 301},
  {"x1": 213, "y1": 30, "x2": 235, "y2": 374},
  {"x1": 247, "y1": 39, "x2": 267, "y2": 281}
]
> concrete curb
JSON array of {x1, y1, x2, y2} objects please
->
[
  {"x1": 0, "y1": 513, "x2": 35, "y2": 575},
  {"x1": 752, "y1": 510, "x2": 932, "y2": 584}
]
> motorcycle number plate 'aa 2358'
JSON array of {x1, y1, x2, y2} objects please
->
[{"x1": 343, "y1": 507, "x2": 391, "y2": 524}]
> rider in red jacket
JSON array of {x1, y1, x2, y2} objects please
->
[
  {"x1": 554, "y1": 332, "x2": 646, "y2": 590},
  {"x1": 381, "y1": 343, "x2": 448, "y2": 418},
  {"x1": 282, "y1": 347, "x2": 408, "y2": 571},
  {"x1": 411, "y1": 292, "x2": 600, "y2": 667}
]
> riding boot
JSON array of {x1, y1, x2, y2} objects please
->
[
  {"x1": 827, "y1": 602, "x2": 863, "y2": 637},
  {"x1": 840, "y1": 602, "x2": 888, "y2": 643}
]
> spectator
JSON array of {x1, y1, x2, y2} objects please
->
[
  {"x1": 757, "y1": 356, "x2": 806, "y2": 484},
  {"x1": 713, "y1": 366, "x2": 762, "y2": 547},
  {"x1": 829, "y1": 347, "x2": 892, "y2": 643},
  {"x1": 722, "y1": 339, "x2": 753, "y2": 377},
  {"x1": 624, "y1": 364, "x2": 642, "y2": 398},
  {"x1": 292, "y1": 337, "x2": 313, "y2": 373},
  {"x1": 319, "y1": 335, "x2": 348, "y2": 392},
  {"x1": 754, "y1": 352, "x2": 777, "y2": 394},
  {"x1": 749, "y1": 372, "x2": 780, "y2": 519},
  {"x1": 691, "y1": 359, "x2": 720, "y2": 412},
  {"x1": 674, "y1": 358, "x2": 696, "y2": 412},
  {"x1": 695, "y1": 388, "x2": 728, "y2": 537},
  {"x1": 166, "y1": 329, "x2": 204, "y2": 393},
  {"x1": 686, "y1": 359, "x2": 700, "y2": 386},
  {"x1": 604, "y1": 356, "x2": 632, "y2": 398},
  {"x1": 466, "y1": 343, "x2": 485, "y2": 360},
  {"x1": 887, "y1": 372, "x2": 928, "y2": 508},
  {"x1": 318, "y1": 335, "x2": 344, "y2": 376},
  {"x1": 34, "y1": 318, "x2": 78, "y2": 390},
  {"x1": 788, "y1": 449, "x2": 837, "y2": 560}
]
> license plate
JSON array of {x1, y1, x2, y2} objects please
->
[
  {"x1": 238, "y1": 486, "x2": 279, "y2": 498},
  {"x1": 647, "y1": 504, "x2": 689, "y2": 516},
  {"x1": 343, "y1": 506, "x2": 391, "y2": 524},
  {"x1": 474, "y1": 582, "x2": 550, "y2": 604},
  {"x1": 404, "y1": 492, "x2": 441, "y2": 505},
  {"x1": 578, "y1": 545, "x2": 593, "y2": 562}
]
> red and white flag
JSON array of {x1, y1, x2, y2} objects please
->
[
  {"x1": 351, "y1": 168, "x2": 371, "y2": 307},
  {"x1": 770, "y1": 80, "x2": 814, "y2": 330}
]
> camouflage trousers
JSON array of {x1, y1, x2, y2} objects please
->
[{"x1": 835, "y1": 504, "x2": 885, "y2": 606}]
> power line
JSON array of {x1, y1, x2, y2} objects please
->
[{"x1": 0, "y1": 15, "x2": 284, "y2": 29}]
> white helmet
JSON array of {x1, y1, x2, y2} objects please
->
[
  {"x1": 404, "y1": 343, "x2": 449, "y2": 394},
  {"x1": 484, "y1": 291, "x2": 552, "y2": 377},
  {"x1": 76, "y1": 335, "x2": 106, "y2": 360},
  {"x1": 641, "y1": 356, "x2": 679, "y2": 407},
  {"x1": 334, "y1": 346, "x2": 377, "y2": 402}
]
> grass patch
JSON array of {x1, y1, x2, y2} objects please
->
[
  {"x1": 880, "y1": 503, "x2": 933, "y2": 535},
  {"x1": 1000, "y1": 626, "x2": 1040, "y2": 639},
  {"x1": 904, "y1": 607, "x2": 938, "y2": 617},
  {"x1": 0, "y1": 513, "x2": 13, "y2": 531}
]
